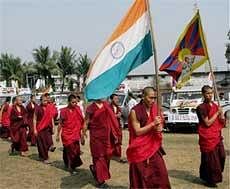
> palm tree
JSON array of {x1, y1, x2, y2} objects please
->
[
  {"x1": 0, "y1": 53, "x2": 23, "y2": 87},
  {"x1": 56, "y1": 46, "x2": 77, "y2": 92},
  {"x1": 76, "y1": 53, "x2": 91, "y2": 91},
  {"x1": 32, "y1": 46, "x2": 58, "y2": 87},
  {"x1": 21, "y1": 62, "x2": 38, "y2": 88}
]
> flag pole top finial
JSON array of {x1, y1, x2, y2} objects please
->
[{"x1": 193, "y1": 0, "x2": 199, "y2": 12}]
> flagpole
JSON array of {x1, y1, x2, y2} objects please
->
[
  {"x1": 146, "y1": 0, "x2": 162, "y2": 114},
  {"x1": 197, "y1": 9, "x2": 220, "y2": 104}
]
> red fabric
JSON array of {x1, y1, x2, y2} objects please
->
[
  {"x1": 1, "y1": 103, "x2": 12, "y2": 127},
  {"x1": 92, "y1": 157, "x2": 111, "y2": 183},
  {"x1": 110, "y1": 104, "x2": 122, "y2": 157},
  {"x1": 10, "y1": 105, "x2": 28, "y2": 152},
  {"x1": 197, "y1": 102, "x2": 224, "y2": 152},
  {"x1": 126, "y1": 102, "x2": 162, "y2": 163},
  {"x1": 48, "y1": 103, "x2": 58, "y2": 120},
  {"x1": 63, "y1": 141, "x2": 83, "y2": 169},
  {"x1": 130, "y1": 150, "x2": 171, "y2": 189},
  {"x1": 86, "y1": 101, "x2": 121, "y2": 158},
  {"x1": 36, "y1": 105, "x2": 54, "y2": 133},
  {"x1": 37, "y1": 127, "x2": 51, "y2": 160},
  {"x1": 60, "y1": 106, "x2": 84, "y2": 146},
  {"x1": 26, "y1": 102, "x2": 37, "y2": 145}
]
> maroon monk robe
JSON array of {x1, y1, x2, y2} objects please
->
[
  {"x1": 0, "y1": 103, "x2": 11, "y2": 139},
  {"x1": 127, "y1": 101, "x2": 171, "y2": 189},
  {"x1": 26, "y1": 102, "x2": 37, "y2": 145},
  {"x1": 35, "y1": 104, "x2": 54, "y2": 160},
  {"x1": 86, "y1": 101, "x2": 121, "y2": 184},
  {"x1": 197, "y1": 101, "x2": 226, "y2": 184},
  {"x1": 10, "y1": 105, "x2": 28, "y2": 152},
  {"x1": 110, "y1": 103, "x2": 122, "y2": 157},
  {"x1": 60, "y1": 105, "x2": 84, "y2": 169}
]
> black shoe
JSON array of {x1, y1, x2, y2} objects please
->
[
  {"x1": 96, "y1": 182, "x2": 109, "y2": 188},
  {"x1": 204, "y1": 182, "x2": 217, "y2": 188},
  {"x1": 49, "y1": 146, "x2": 56, "y2": 152}
]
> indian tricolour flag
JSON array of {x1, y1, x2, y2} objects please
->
[{"x1": 85, "y1": 0, "x2": 153, "y2": 100}]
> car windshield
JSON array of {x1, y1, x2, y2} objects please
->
[
  {"x1": 0, "y1": 97, "x2": 9, "y2": 105},
  {"x1": 117, "y1": 94, "x2": 125, "y2": 106},
  {"x1": 56, "y1": 95, "x2": 68, "y2": 105},
  {"x1": 173, "y1": 92, "x2": 202, "y2": 100}
]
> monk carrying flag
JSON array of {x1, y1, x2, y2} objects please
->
[
  {"x1": 9, "y1": 96, "x2": 29, "y2": 156},
  {"x1": 56, "y1": 94, "x2": 85, "y2": 175},
  {"x1": 127, "y1": 87, "x2": 171, "y2": 189},
  {"x1": 85, "y1": 99, "x2": 121, "y2": 187},
  {"x1": 33, "y1": 95, "x2": 55, "y2": 164},
  {"x1": 196, "y1": 85, "x2": 226, "y2": 187}
]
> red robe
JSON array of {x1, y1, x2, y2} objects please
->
[
  {"x1": 127, "y1": 101, "x2": 171, "y2": 189},
  {"x1": 86, "y1": 101, "x2": 121, "y2": 183},
  {"x1": 197, "y1": 101, "x2": 226, "y2": 184},
  {"x1": 35, "y1": 104, "x2": 53, "y2": 160},
  {"x1": 197, "y1": 102, "x2": 224, "y2": 152},
  {"x1": 10, "y1": 105, "x2": 28, "y2": 152},
  {"x1": 60, "y1": 105, "x2": 84, "y2": 169},
  {"x1": 0, "y1": 103, "x2": 11, "y2": 138},
  {"x1": 110, "y1": 103, "x2": 122, "y2": 157},
  {"x1": 26, "y1": 102, "x2": 37, "y2": 145}
]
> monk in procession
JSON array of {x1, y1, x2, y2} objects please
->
[
  {"x1": 9, "y1": 96, "x2": 29, "y2": 156},
  {"x1": 33, "y1": 95, "x2": 55, "y2": 164},
  {"x1": 196, "y1": 85, "x2": 226, "y2": 187},
  {"x1": 0, "y1": 97, "x2": 12, "y2": 140},
  {"x1": 126, "y1": 87, "x2": 171, "y2": 189},
  {"x1": 109, "y1": 94, "x2": 127, "y2": 163},
  {"x1": 44, "y1": 93, "x2": 56, "y2": 152},
  {"x1": 26, "y1": 95, "x2": 37, "y2": 146},
  {"x1": 56, "y1": 94, "x2": 85, "y2": 174},
  {"x1": 85, "y1": 99, "x2": 121, "y2": 187}
]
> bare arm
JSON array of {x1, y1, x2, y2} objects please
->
[
  {"x1": 202, "y1": 107, "x2": 223, "y2": 127},
  {"x1": 33, "y1": 112, "x2": 37, "y2": 136},
  {"x1": 56, "y1": 122, "x2": 62, "y2": 142},
  {"x1": 130, "y1": 110, "x2": 161, "y2": 136},
  {"x1": 0, "y1": 105, "x2": 5, "y2": 123}
]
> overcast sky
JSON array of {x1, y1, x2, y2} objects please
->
[{"x1": 0, "y1": 0, "x2": 229, "y2": 74}]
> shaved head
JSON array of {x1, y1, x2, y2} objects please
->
[{"x1": 142, "y1": 87, "x2": 156, "y2": 97}]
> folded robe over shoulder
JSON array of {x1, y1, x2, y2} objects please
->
[{"x1": 126, "y1": 102, "x2": 162, "y2": 163}]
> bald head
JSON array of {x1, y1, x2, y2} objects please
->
[
  {"x1": 142, "y1": 87, "x2": 156, "y2": 97},
  {"x1": 142, "y1": 87, "x2": 157, "y2": 108}
]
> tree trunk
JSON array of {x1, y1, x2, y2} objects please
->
[{"x1": 61, "y1": 75, "x2": 65, "y2": 92}]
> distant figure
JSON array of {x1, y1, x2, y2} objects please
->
[
  {"x1": 219, "y1": 92, "x2": 225, "y2": 101},
  {"x1": 26, "y1": 95, "x2": 38, "y2": 146},
  {"x1": 56, "y1": 94, "x2": 85, "y2": 174},
  {"x1": 85, "y1": 99, "x2": 121, "y2": 187},
  {"x1": 9, "y1": 96, "x2": 29, "y2": 156},
  {"x1": 127, "y1": 87, "x2": 170, "y2": 189},
  {"x1": 109, "y1": 94, "x2": 127, "y2": 163},
  {"x1": 76, "y1": 95, "x2": 85, "y2": 117},
  {"x1": 0, "y1": 97, "x2": 12, "y2": 140},
  {"x1": 196, "y1": 85, "x2": 226, "y2": 187},
  {"x1": 127, "y1": 92, "x2": 137, "y2": 113}
]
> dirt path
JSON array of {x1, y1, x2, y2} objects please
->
[{"x1": 0, "y1": 128, "x2": 229, "y2": 189}]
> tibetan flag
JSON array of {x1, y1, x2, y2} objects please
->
[
  {"x1": 85, "y1": 0, "x2": 153, "y2": 100},
  {"x1": 159, "y1": 10, "x2": 209, "y2": 89}
]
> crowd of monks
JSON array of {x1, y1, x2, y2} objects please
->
[{"x1": 0, "y1": 86, "x2": 226, "y2": 189}]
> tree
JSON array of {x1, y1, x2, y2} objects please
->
[
  {"x1": 0, "y1": 53, "x2": 23, "y2": 87},
  {"x1": 32, "y1": 46, "x2": 58, "y2": 87},
  {"x1": 76, "y1": 53, "x2": 91, "y2": 91},
  {"x1": 56, "y1": 46, "x2": 77, "y2": 92},
  {"x1": 21, "y1": 62, "x2": 38, "y2": 88}
]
